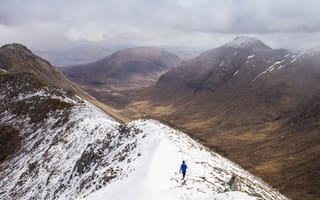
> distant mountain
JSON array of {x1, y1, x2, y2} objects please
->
[
  {"x1": 155, "y1": 36, "x2": 320, "y2": 127},
  {"x1": 35, "y1": 44, "x2": 120, "y2": 66},
  {"x1": 60, "y1": 47, "x2": 179, "y2": 88},
  {"x1": 59, "y1": 47, "x2": 179, "y2": 108},
  {"x1": 99, "y1": 37, "x2": 320, "y2": 200}
]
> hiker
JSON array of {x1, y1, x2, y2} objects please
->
[
  {"x1": 228, "y1": 174, "x2": 241, "y2": 191},
  {"x1": 180, "y1": 160, "x2": 187, "y2": 180}
]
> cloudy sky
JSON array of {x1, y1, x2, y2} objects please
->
[{"x1": 1, "y1": 0, "x2": 320, "y2": 51}]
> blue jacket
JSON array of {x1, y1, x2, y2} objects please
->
[{"x1": 180, "y1": 161, "x2": 187, "y2": 173}]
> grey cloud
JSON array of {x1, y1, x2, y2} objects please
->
[{"x1": 0, "y1": 0, "x2": 320, "y2": 50}]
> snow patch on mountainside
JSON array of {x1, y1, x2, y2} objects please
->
[{"x1": 247, "y1": 55, "x2": 255, "y2": 59}]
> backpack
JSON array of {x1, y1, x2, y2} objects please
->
[{"x1": 228, "y1": 176, "x2": 235, "y2": 186}]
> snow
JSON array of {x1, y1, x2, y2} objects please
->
[
  {"x1": 17, "y1": 89, "x2": 49, "y2": 101},
  {"x1": 247, "y1": 55, "x2": 255, "y2": 59},
  {"x1": 290, "y1": 58, "x2": 297, "y2": 64},
  {"x1": 209, "y1": 192, "x2": 257, "y2": 200},
  {"x1": 250, "y1": 50, "x2": 309, "y2": 83},
  {"x1": 251, "y1": 59, "x2": 286, "y2": 83},
  {"x1": 0, "y1": 81, "x2": 289, "y2": 200},
  {"x1": 219, "y1": 60, "x2": 225, "y2": 67},
  {"x1": 83, "y1": 120, "x2": 287, "y2": 200},
  {"x1": 277, "y1": 65, "x2": 286, "y2": 70},
  {"x1": 0, "y1": 87, "x2": 120, "y2": 200},
  {"x1": 224, "y1": 36, "x2": 262, "y2": 48},
  {"x1": 289, "y1": 52, "x2": 305, "y2": 64}
]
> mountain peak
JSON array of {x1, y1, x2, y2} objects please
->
[
  {"x1": 0, "y1": 43, "x2": 32, "y2": 54},
  {"x1": 0, "y1": 43, "x2": 88, "y2": 97},
  {"x1": 109, "y1": 46, "x2": 179, "y2": 60},
  {"x1": 0, "y1": 43, "x2": 52, "y2": 73},
  {"x1": 223, "y1": 36, "x2": 271, "y2": 50},
  {"x1": 60, "y1": 46, "x2": 179, "y2": 91}
]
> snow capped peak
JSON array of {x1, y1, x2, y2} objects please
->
[
  {"x1": 234, "y1": 36, "x2": 261, "y2": 43},
  {"x1": 224, "y1": 36, "x2": 271, "y2": 50}
]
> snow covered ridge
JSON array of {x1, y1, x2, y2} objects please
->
[
  {"x1": 84, "y1": 120, "x2": 289, "y2": 200},
  {"x1": 0, "y1": 73, "x2": 289, "y2": 200},
  {"x1": 0, "y1": 73, "x2": 126, "y2": 199}
]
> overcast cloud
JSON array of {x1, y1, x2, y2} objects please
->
[{"x1": 0, "y1": 0, "x2": 320, "y2": 51}]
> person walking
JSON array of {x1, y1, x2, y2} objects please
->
[{"x1": 180, "y1": 160, "x2": 187, "y2": 180}]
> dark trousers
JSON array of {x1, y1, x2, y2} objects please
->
[{"x1": 182, "y1": 171, "x2": 186, "y2": 179}]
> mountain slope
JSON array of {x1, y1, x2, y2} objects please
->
[
  {"x1": 0, "y1": 71, "x2": 289, "y2": 199},
  {"x1": 59, "y1": 47, "x2": 179, "y2": 108},
  {"x1": 107, "y1": 37, "x2": 320, "y2": 200},
  {"x1": 85, "y1": 120, "x2": 289, "y2": 200},
  {"x1": 0, "y1": 43, "x2": 80, "y2": 92},
  {"x1": 0, "y1": 43, "x2": 125, "y2": 121},
  {"x1": 0, "y1": 71, "x2": 125, "y2": 199}
]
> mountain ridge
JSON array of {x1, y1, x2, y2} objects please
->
[{"x1": 0, "y1": 60, "x2": 289, "y2": 199}]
